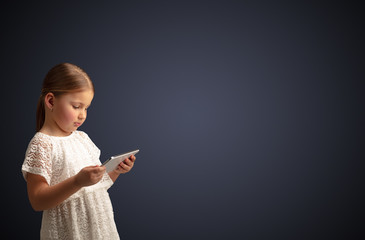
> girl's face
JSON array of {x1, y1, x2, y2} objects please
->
[{"x1": 52, "y1": 90, "x2": 94, "y2": 135}]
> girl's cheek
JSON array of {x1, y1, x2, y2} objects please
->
[
  {"x1": 66, "y1": 109, "x2": 78, "y2": 121},
  {"x1": 59, "y1": 106, "x2": 76, "y2": 123}
]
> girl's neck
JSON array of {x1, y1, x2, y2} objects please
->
[
  {"x1": 41, "y1": 110, "x2": 73, "y2": 137},
  {"x1": 39, "y1": 125, "x2": 73, "y2": 137}
]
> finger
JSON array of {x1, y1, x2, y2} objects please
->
[
  {"x1": 116, "y1": 165, "x2": 127, "y2": 173},
  {"x1": 91, "y1": 172, "x2": 103, "y2": 183},
  {"x1": 124, "y1": 158, "x2": 133, "y2": 166},
  {"x1": 93, "y1": 166, "x2": 105, "y2": 174},
  {"x1": 98, "y1": 170, "x2": 106, "y2": 179},
  {"x1": 130, "y1": 155, "x2": 136, "y2": 161},
  {"x1": 120, "y1": 161, "x2": 131, "y2": 171},
  {"x1": 85, "y1": 165, "x2": 99, "y2": 171}
]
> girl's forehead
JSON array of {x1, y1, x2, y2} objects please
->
[{"x1": 60, "y1": 90, "x2": 94, "y2": 104}]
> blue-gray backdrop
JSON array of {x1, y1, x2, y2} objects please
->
[{"x1": 2, "y1": 1, "x2": 364, "y2": 239}]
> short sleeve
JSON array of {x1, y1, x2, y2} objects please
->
[{"x1": 22, "y1": 134, "x2": 53, "y2": 185}]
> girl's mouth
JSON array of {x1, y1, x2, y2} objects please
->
[{"x1": 74, "y1": 122, "x2": 82, "y2": 127}]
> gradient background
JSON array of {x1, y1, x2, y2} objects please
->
[{"x1": 2, "y1": 1, "x2": 364, "y2": 239}]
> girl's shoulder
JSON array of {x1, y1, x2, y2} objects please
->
[
  {"x1": 29, "y1": 132, "x2": 53, "y2": 147},
  {"x1": 25, "y1": 132, "x2": 54, "y2": 161}
]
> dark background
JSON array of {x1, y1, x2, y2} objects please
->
[{"x1": 2, "y1": 1, "x2": 364, "y2": 239}]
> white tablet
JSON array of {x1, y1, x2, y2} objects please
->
[{"x1": 102, "y1": 149, "x2": 139, "y2": 172}]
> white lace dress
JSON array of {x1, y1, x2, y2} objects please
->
[{"x1": 22, "y1": 131, "x2": 120, "y2": 240}]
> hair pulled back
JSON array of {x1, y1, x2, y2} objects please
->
[{"x1": 36, "y1": 63, "x2": 94, "y2": 131}]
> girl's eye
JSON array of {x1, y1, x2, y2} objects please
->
[{"x1": 73, "y1": 106, "x2": 80, "y2": 109}]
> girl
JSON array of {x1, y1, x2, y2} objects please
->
[{"x1": 21, "y1": 63, "x2": 136, "y2": 239}]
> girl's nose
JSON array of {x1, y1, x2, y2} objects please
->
[{"x1": 79, "y1": 110, "x2": 86, "y2": 119}]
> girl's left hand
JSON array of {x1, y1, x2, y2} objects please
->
[{"x1": 113, "y1": 155, "x2": 136, "y2": 174}]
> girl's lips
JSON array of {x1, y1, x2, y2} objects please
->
[{"x1": 74, "y1": 122, "x2": 82, "y2": 127}]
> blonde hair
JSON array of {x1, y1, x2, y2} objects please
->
[{"x1": 36, "y1": 63, "x2": 94, "y2": 131}]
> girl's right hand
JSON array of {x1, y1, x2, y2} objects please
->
[{"x1": 75, "y1": 165, "x2": 106, "y2": 187}]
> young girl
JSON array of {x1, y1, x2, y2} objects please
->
[{"x1": 21, "y1": 63, "x2": 136, "y2": 239}]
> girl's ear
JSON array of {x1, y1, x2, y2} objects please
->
[{"x1": 44, "y1": 93, "x2": 55, "y2": 111}]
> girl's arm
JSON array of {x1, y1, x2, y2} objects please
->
[
  {"x1": 108, "y1": 155, "x2": 136, "y2": 182},
  {"x1": 27, "y1": 165, "x2": 105, "y2": 211}
]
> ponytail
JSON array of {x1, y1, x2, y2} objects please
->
[{"x1": 36, "y1": 94, "x2": 46, "y2": 132}]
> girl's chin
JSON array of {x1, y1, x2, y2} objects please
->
[{"x1": 61, "y1": 126, "x2": 77, "y2": 134}]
